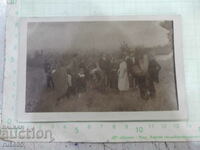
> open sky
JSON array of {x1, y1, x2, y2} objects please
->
[{"x1": 27, "y1": 21, "x2": 170, "y2": 55}]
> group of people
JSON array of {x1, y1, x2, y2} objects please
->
[{"x1": 44, "y1": 49, "x2": 161, "y2": 101}]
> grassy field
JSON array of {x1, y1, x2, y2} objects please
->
[{"x1": 25, "y1": 55, "x2": 178, "y2": 112}]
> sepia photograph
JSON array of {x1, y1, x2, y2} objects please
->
[{"x1": 17, "y1": 16, "x2": 187, "y2": 121}]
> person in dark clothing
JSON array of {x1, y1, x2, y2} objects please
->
[
  {"x1": 133, "y1": 53, "x2": 149, "y2": 100},
  {"x1": 99, "y1": 54, "x2": 112, "y2": 89},
  {"x1": 148, "y1": 58, "x2": 161, "y2": 83},
  {"x1": 110, "y1": 58, "x2": 118, "y2": 89},
  {"x1": 125, "y1": 55, "x2": 134, "y2": 88},
  {"x1": 44, "y1": 62, "x2": 55, "y2": 89},
  {"x1": 146, "y1": 55, "x2": 161, "y2": 98},
  {"x1": 146, "y1": 74, "x2": 156, "y2": 98},
  {"x1": 137, "y1": 76, "x2": 148, "y2": 99}
]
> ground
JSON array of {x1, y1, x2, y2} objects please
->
[{"x1": 25, "y1": 55, "x2": 178, "y2": 112}]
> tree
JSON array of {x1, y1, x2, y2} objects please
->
[{"x1": 160, "y1": 21, "x2": 174, "y2": 49}]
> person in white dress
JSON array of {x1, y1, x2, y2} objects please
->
[{"x1": 118, "y1": 58, "x2": 129, "y2": 91}]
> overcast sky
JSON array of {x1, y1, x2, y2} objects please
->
[{"x1": 27, "y1": 21, "x2": 170, "y2": 54}]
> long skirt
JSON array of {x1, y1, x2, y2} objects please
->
[{"x1": 118, "y1": 73, "x2": 129, "y2": 91}]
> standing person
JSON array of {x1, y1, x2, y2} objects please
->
[
  {"x1": 56, "y1": 69, "x2": 73, "y2": 103},
  {"x1": 106, "y1": 55, "x2": 112, "y2": 89},
  {"x1": 125, "y1": 52, "x2": 134, "y2": 89},
  {"x1": 65, "y1": 70, "x2": 73, "y2": 98},
  {"x1": 99, "y1": 54, "x2": 112, "y2": 89},
  {"x1": 118, "y1": 56, "x2": 129, "y2": 91},
  {"x1": 110, "y1": 57, "x2": 118, "y2": 89},
  {"x1": 133, "y1": 52, "x2": 149, "y2": 100},
  {"x1": 147, "y1": 54, "x2": 161, "y2": 98},
  {"x1": 44, "y1": 62, "x2": 55, "y2": 89},
  {"x1": 90, "y1": 63, "x2": 105, "y2": 92},
  {"x1": 130, "y1": 51, "x2": 136, "y2": 88},
  {"x1": 77, "y1": 67, "x2": 87, "y2": 97},
  {"x1": 148, "y1": 54, "x2": 161, "y2": 83}
]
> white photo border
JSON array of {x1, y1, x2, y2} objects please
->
[{"x1": 17, "y1": 16, "x2": 187, "y2": 122}]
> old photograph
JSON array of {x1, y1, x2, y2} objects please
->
[
  {"x1": 26, "y1": 18, "x2": 178, "y2": 112},
  {"x1": 17, "y1": 16, "x2": 187, "y2": 121}
]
